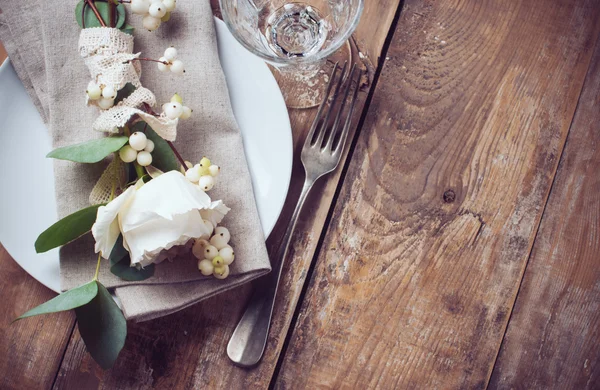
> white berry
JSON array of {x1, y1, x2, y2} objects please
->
[
  {"x1": 142, "y1": 14, "x2": 161, "y2": 31},
  {"x1": 143, "y1": 139, "x2": 155, "y2": 153},
  {"x1": 162, "y1": 0, "x2": 176, "y2": 12},
  {"x1": 86, "y1": 81, "x2": 102, "y2": 100},
  {"x1": 97, "y1": 97, "x2": 114, "y2": 110},
  {"x1": 128, "y1": 132, "x2": 148, "y2": 151},
  {"x1": 203, "y1": 219, "x2": 214, "y2": 237},
  {"x1": 119, "y1": 145, "x2": 138, "y2": 163},
  {"x1": 165, "y1": 102, "x2": 183, "y2": 119},
  {"x1": 204, "y1": 245, "x2": 219, "y2": 260},
  {"x1": 102, "y1": 85, "x2": 116, "y2": 99},
  {"x1": 208, "y1": 165, "x2": 220, "y2": 177},
  {"x1": 148, "y1": 2, "x2": 167, "y2": 18},
  {"x1": 185, "y1": 166, "x2": 201, "y2": 183},
  {"x1": 219, "y1": 246, "x2": 235, "y2": 265},
  {"x1": 213, "y1": 264, "x2": 230, "y2": 279},
  {"x1": 164, "y1": 47, "x2": 178, "y2": 61},
  {"x1": 198, "y1": 259, "x2": 214, "y2": 276},
  {"x1": 192, "y1": 239, "x2": 209, "y2": 260},
  {"x1": 214, "y1": 226, "x2": 231, "y2": 243},
  {"x1": 170, "y1": 59, "x2": 185, "y2": 75},
  {"x1": 157, "y1": 57, "x2": 170, "y2": 72},
  {"x1": 198, "y1": 175, "x2": 215, "y2": 191},
  {"x1": 180, "y1": 106, "x2": 192, "y2": 120},
  {"x1": 210, "y1": 234, "x2": 229, "y2": 250},
  {"x1": 131, "y1": 0, "x2": 150, "y2": 14},
  {"x1": 137, "y1": 151, "x2": 153, "y2": 167}
]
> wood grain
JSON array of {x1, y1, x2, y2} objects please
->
[
  {"x1": 52, "y1": 1, "x2": 402, "y2": 388},
  {"x1": 275, "y1": 0, "x2": 600, "y2": 388},
  {"x1": 488, "y1": 29, "x2": 600, "y2": 390},
  {"x1": 0, "y1": 245, "x2": 75, "y2": 390}
]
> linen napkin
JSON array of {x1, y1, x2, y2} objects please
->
[{"x1": 0, "y1": 0, "x2": 271, "y2": 321}]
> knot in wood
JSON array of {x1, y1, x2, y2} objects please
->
[{"x1": 443, "y1": 190, "x2": 456, "y2": 203}]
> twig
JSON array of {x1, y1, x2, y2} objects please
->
[
  {"x1": 86, "y1": 0, "x2": 108, "y2": 27},
  {"x1": 167, "y1": 141, "x2": 187, "y2": 168},
  {"x1": 125, "y1": 57, "x2": 170, "y2": 65}
]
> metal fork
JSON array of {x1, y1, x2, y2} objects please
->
[{"x1": 227, "y1": 62, "x2": 362, "y2": 367}]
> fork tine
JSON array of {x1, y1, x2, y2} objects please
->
[
  {"x1": 304, "y1": 63, "x2": 340, "y2": 149},
  {"x1": 333, "y1": 68, "x2": 362, "y2": 157},
  {"x1": 313, "y1": 61, "x2": 348, "y2": 148},
  {"x1": 325, "y1": 64, "x2": 358, "y2": 152}
]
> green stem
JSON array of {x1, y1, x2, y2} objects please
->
[
  {"x1": 133, "y1": 162, "x2": 145, "y2": 179},
  {"x1": 93, "y1": 252, "x2": 102, "y2": 281}
]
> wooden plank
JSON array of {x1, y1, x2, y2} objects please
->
[
  {"x1": 274, "y1": 0, "x2": 600, "y2": 388},
  {"x1": 53, "y1": 1, "x2": 401, "y2": 388},
  {"x1": 0, "y1": 245, "x2": 75, "y2": 389},
  {"x1": 488, "y1": 30, "x2": 600, "y2": 390}
]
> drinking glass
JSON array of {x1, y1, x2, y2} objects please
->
[{"x1": 219, "y1": 0, "x2": 364, "y2": 108}]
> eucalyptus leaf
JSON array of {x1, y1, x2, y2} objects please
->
[
  {"x1": 121, "y1": 24, "x2": 135, "y2": 35},
  {"x1": 75, "y1": 1, "x2": 126, "y2": 29},
  {"x1": 109, "y1": 235, "x2": 155, "y2": 281},
  {"x1": 132, "y1": 122, "x2": 180, "y2": 172},
  {"x1": 47, "y1": 137, "x2": 129, "y2": 163},
  {"x1": 75, "y1": 281, "x2": 127, "y2": 369},
  {"x1": 35, "y1": 204, "x2": 104, "y2": 253},
  {"x1": 16, "y1": 281, "x2": 98, "y2": 320},
  {"x1": 111, "y1": 257, "x2": 155, "y2": 281},
  {"x1": 113, "y1": 83, "x2": 136, "y2": 105},
  {"x1": 109, "y1": 234, "x2": 128, "y2": 266}
]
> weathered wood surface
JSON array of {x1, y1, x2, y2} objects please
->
[
  {"x1": 52, "y1": 1, "x2": 402, "y2": 389},
  {"x1": 488, "y1": 29, "x2": 600, "y2": 390},
  {"x1": 0, "y1": 245, "x2": 75, "y2": 390},
  {"x1": 275, "y1": 0, "x2": 600, "y2": 389}
]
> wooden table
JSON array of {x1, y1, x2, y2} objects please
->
[{"x1": 1, "y1": 0, "x2": 600, "y2": 388}]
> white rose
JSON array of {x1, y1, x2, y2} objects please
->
[{"x1": 91, "y1": 170, "x2": 230, "y2": 267}]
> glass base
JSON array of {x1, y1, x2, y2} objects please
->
[{"x1": 270, "y1": 40, "x2": 353, "y2": 109}]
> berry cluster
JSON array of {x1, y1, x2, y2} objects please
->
[
  {"x1": 86, "y1": 82, "x2": 118, "y2": 110},
  {"x1": 119, "y1": 131, "x2": 155, "y2": 167},
  {"x1": 157, "y1": 47, "x2": 185, "y2": 75},
  {"x1": 185, "y1": 157, "x2": 220, "y2": 191},
  {"x1": 162, "y1": 93, "x2": 192, "y2": 119},
  {"x1": 193, "y1": 226, "x2": 235, "y2": 279},
  {"x1": 131, "y1": 0, "x2": 177, "y2": 31}
]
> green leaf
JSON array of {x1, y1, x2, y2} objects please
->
[
  {"x1": 110, "y1": 257, "x2": 155, "y2": 281},
  {"x1": 109, "y1": 234, "x2": 128, "y2": 266},
  {"x1": 75, "y1": 1, "x2": 126, "y2": 29},
  {"x1": 132, "y1": 122, "x2": 180, "y2": 172},
  {"x1": 75, "y1": 281, "x2": 127, "y2": 369},
  {"x1": 47, "y1": 137, "x2": 129, "y2": 163},
  {"x1": 16, "y1": 281, "x2": 98, "y2": 320},
  {"x1": 109, "y1": 235, "x2": 155, "y2": 281},
  {"x1": 35, "y1": 204, "x2": 104, "y2": 253},
  {"x1": 121, "y1": 24, "x2": 135, "y2": 35},
  {"x1": 113, "y1": 83, "x2": 136, "y2": 105}
]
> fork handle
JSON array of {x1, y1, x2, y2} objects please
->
[{"x1": 227, "y1": 178, "x2": 315, "y2": 367}]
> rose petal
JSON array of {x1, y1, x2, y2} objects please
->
[
  {"x1": 91, "y1": 186, "x2": 137, "y2": 258},
  {"x1": 120, "y1": 171, "x2": 211, "y2": 232}
]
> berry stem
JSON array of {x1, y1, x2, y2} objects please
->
[
  {"x1": 133, "y1": 162, "x2": 145, "y2": 179},
  {"x1": 126, "y1": 58, "x2": 170, "y2": 65},
  {"x1": 167, "y1": 141, "x2": 187, "y2": 168},
  {"x1": 85, "y1": 0, "x2": 108, "y2": 27}
]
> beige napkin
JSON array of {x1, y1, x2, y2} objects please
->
[{"x1": 0, "y1": 0, "x2": 271, "y2": 321}]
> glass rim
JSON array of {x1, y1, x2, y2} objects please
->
[{"x1": 218, "y1": 0, "x2": 365, "y2": 66}]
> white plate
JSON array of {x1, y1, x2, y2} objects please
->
[{"x1": 0, "y1": 18, "x2": 292, "y2": 293}]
